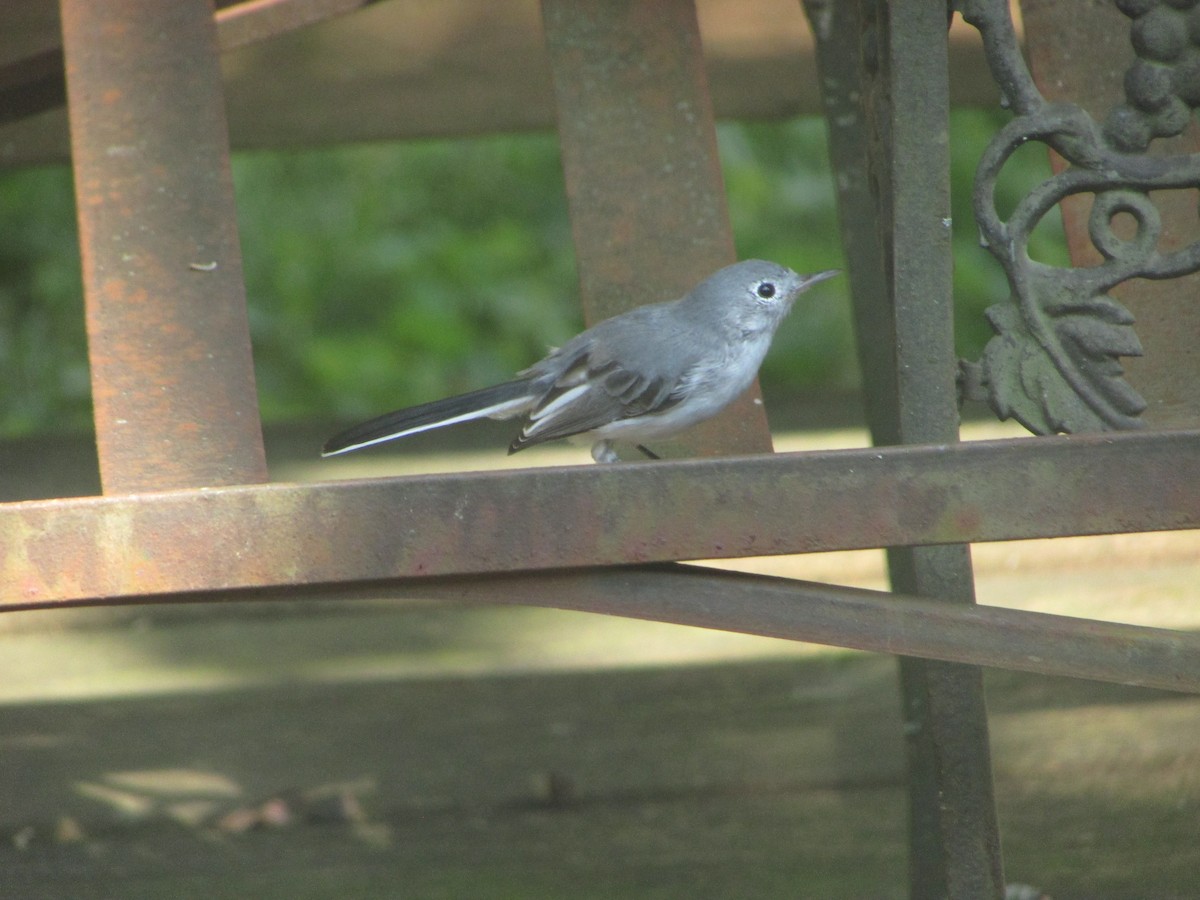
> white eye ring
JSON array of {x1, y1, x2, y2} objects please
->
[{"x1": 755, "y1": 281, "x2": 777, "y2": 300}]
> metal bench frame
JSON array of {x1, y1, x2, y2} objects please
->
[{"x1": 4, "y1": 2, "x2": 1199, "y2": 896}]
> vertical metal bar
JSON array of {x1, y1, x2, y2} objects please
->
[
  {"x1": 874, "y1": 1, "x2": 1005, "y2": 893},
  {"x1": 540, "y1": 0, "x2": 773, "y2": 458},
  {"x1": 805, "y1": 1, "x2": 1005, "y2": 897},
  {"x1": 61, "y1": 0, "x2": 268, "y2": 494},
  {"x1": 802, "y1": 0, "x2": 899, "y2": 441}
]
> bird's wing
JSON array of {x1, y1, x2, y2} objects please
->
[{"x1": 508, "y1": 327, "x2": 694, "y2": 453}]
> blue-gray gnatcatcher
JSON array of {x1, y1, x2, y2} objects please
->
[{"x1": 322, "y1": 259, "x2": 839, "y2": 463}]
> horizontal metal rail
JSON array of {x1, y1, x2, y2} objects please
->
[
  {"x1": 89, "y1": 564, "x2": 1200, "y2": 695},
  {"x1": 437, "y1": 565, "x2": 1200, "y2": 694},
  {"x1": 1, "y1": 0, "x2": 387, "y2": 127},
  {"x1": 3, "y1": 428, "x2": 1198, "y2": 610}
]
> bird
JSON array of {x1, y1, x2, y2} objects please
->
[{"x1": 322, "y1": 259, "x2": 839, "y2": 463}]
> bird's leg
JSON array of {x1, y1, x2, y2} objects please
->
[
  {"x1": 589, "y1": 441, "x2": 661, "y2": 463},
  {"x1": 591, "y1": 440, "x2": 620, "y2": 463}
]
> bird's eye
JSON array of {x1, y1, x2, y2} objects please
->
[{"x1": 756, "y1": 281, "x2": 776, "y2": 299}]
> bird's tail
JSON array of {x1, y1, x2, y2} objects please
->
[{"x1": 321, "y1": 379, "x2": 537, "y2": 456}]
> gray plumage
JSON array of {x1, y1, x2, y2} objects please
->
[{"x1": 322, "y1": 260, "x2": 838, "y2": 462}]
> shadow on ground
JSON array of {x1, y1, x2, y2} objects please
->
[{"x1": 2, "y1": 613, "x2": 1198, "y2": 899}]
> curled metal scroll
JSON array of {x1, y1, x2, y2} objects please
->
[{"x1": 957, "y1": 0, "x2": 1200, "y2": 434}]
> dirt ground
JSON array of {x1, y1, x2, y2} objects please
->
[{"x1": 2, "y1": 422, "x2": 1198, "y2": 898}]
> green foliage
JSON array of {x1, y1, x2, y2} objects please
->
[
  {"x1": 232, "y1": 138, "x2": 580, "y2": 421},
  {"x1": 0, "y1": 111, "x2": 1064, "y2": 436},
  {"x1": 0, "y1": 166, "x2": 88, "y2": 434}
]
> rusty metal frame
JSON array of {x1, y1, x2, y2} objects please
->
[
  {"x1": 61, "y1": 0, "x2": 267, "y2": 493},
  {"x1": 6, "y1": 427, "x2": 1200, "y2": 609},
  {"x1": 0, "y1": 0, "x2": 387, "y2": 127},
  {"x1": 3, "y1": 1, "x2": 1199, "y2": 898},
  {"x1": 101, "y1": 565, "x2": 1199, "y2": 694}
]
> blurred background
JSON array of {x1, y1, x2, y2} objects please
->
[{"x1": 0, "y1": 110, "x2": 1068, "y2": 440}]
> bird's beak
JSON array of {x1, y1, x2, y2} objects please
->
[{"x1": 801, "y1": 269, "x2": 841, "y2": 289}]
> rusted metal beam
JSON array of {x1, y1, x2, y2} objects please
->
[
  {"x1": 541, "y1": 0, "x2": 772, "y2": 459},
  {"x1": 215, "y1": 0, "x2": 384, "y2": 51},
  {"x1": 32, "y1": 563, "x2": 1200, "y2": 694},
  {"x1": 61, "y1": 0, "x2": 267, "y2": 493},
  {"x1": 3, "y1": 428, "x2": 1199, "y2": 609},
  {"x1": 804, "y1": 0, "x2": 899, "y2": 444},
  {"x1": 3, "y1": 3, "x2": 1006, "y2": 160},
  {"x1": 1, "y1": 0, "x2": 383, "y2": 127},
  {"x1": 403, "y1": 565, "x2": 1200, "y2": 695}
]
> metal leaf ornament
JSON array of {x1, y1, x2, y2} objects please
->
[
  {"x1": 978, "y1": 281, "x2": 1145, "y2": 435},
  {"x1": 958, "y1": 0, "x2": 1200, "y2": 434}
]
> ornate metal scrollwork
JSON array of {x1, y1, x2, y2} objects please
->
[{"x1": 956, "y1": 0, "x2": 1200, "y2": 434}]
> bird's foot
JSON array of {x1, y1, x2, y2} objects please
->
[
  {"x1": 590, "y1": 441, "x2": 661, "y2": 463},
  {"x1": 591, "y1": 440, "x2": 619, "y2": 463}
]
